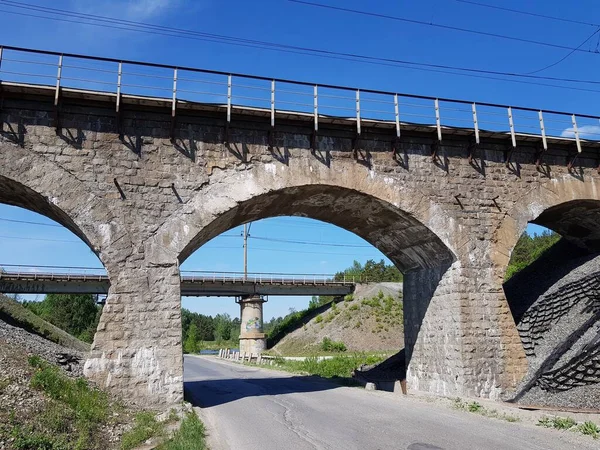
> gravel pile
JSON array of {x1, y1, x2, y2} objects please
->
[
  {"x1": 0, "y1": 318, "x2": 86, "y2": 377},
  {"x1": 507, "y1": 247, "x2": 600, "y2": 410}
]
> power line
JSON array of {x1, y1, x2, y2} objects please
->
[
  {"x1": 250, "y1": 236, "x2": 371, "y2": 248},
  {"x1": 0, "y1": 234, "x2": 81, "y2": 243},
  {"x1": 2, "y1": 1, "x2": 600, "y2": 93},
  {"x1": 528, "y1": 28, "x2": 600, "y2": 75},
  {"x1": 0, "y1": 217, "x2": 62, "y2": 227},
  {"x1": 449, "y1": 0, "x2": 600, "y2": 28},
  {"x1": 288, "y1": 0, "x2": 600, "y2": 55}
]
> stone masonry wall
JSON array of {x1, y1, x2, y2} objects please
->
[{"x1": 1, "y1": 88, "x2": 600, "y2": 406}]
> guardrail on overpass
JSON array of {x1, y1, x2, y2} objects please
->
[{"x1": 0, "y1": 264, "x2": 357, "y2": 297}]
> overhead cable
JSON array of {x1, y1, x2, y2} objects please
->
[
  {"x1": 288, "y1": 0, "x2": 600, "y2": 55},
  {"x1": 2, "y1": 1, "x2": 600, "y2": 92}
]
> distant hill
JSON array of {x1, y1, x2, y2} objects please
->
[
  {"x1": 271, "y1": 283, "x2": 403, "y2": 355},
  {"x1": 0, "y1": 294, "x2": 89, "y2": 353}
]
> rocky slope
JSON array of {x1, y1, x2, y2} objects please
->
[
  {"x1": 0, "y1": 294, "x2": 133, "y2": 449},
  {"x1": 271, "y1": 282, "x2": 403, "y2": 355},
  {"x1": 504, "y1": 241, "x2": 600, "y2": 410}
]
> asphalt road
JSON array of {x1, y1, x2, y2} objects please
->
[{"x1": 184, "y1": 356, "x2": 595, "y2": 450}]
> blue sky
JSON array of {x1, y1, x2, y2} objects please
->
[{"x1": 0, "y1": 0, "x2": 593, "y2": 319}]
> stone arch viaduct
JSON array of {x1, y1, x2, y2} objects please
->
[{"x1": 2, "y1": 54, "x2": 600, "y2": 407}]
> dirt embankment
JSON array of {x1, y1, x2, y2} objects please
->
[{"x1": 272, "y1": 282, "x2": 404, "y2": 355}]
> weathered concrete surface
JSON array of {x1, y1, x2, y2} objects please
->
[
  {"x1": 2, "y1": 86, "x2": 600, "y2": 406},
  {"x1": 238, "y1": 295, "x2": 267, "y2": 355}
]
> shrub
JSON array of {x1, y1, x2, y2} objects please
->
[
  {"x1": 320, "y1": 337, "x2": 346, "y2": 352},
  {"x1": 468, "y1": 402, "x2": 482, "y2": 413},
  {"x1": 314, "y1": 315, "x2": 323, "y2": 323}
]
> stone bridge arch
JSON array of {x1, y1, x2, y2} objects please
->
[
  {"x1": 142, "y1": 158, "x2": 526, "y2": 401},
  {"x1": 493, "y1": 176, "x2": 600, "y2": 278},
  {"x1": 0, "y1": 144, "x2": 109, "y2": 254}
]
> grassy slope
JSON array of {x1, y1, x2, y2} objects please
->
[
  {"x1": 0, "y1": 294, "x2": 89, "y2": 352},
  {"x1": 272, "y1": 283, "x2": 404, "y2": 356}
]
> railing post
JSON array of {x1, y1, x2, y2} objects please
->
[
  {"x1": 116, "y1": 62, "x2": 122, "y2": 113},
  {"x1": 356, "y1": 89, "x2": 361, "y2": 136},
  {"x1": 434, "y1": 98, "x2": 442, "y2": 142},
  {"x1": 224, "y1": 74, "x2": 232, "y2": 143},
  {"x1": 227, "y1": 75, "x2": 232, "y2": 124},
  {"x1": 54, "y1": 54, "x2": 63, "y2": 108},
  {"x1": 508, "y1": 106, "x2": 516, "y2": 148},
  {"x1": 270, "y1": 80, "x2": 275, "y2": 128},
  {"x1": 54, "y1": 54, "x2": 63, "y2": 132},
  {"x1": 394, "y1": 94, "x2": 401, "y2": 139},
  {"x1": 314, "y1": 85, "x2": 319, "y2": 132},
  {"x1": 572, "y1": 114, "x2": 582, "y2": 154},
  {"x1": 170, "y1": 68, "x2": 178, "y2": 140},
  {"x1": 472, "y1": 103, "x2": 479, "y2": 145},
  {"x1": 538, "y1": 111, "x2": 547, "y2": 151},
  {"x1": 0, "y1": 46, "x2": 4, "y2": 87}
]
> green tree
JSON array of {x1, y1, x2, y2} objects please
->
[
  {"x1": 183, "y1": 323, "x2": 200, "y2": 354},
  {"x1": 505, "y1": 230, "x2": 560, "y2": 280},
  {"x1": 214, "y1": 313, "x2": 232, "y2": 342},
  {"x1": 333, "y1": 259, "x2": 402, "y2": 283},
  {"x1": 24, "y1": 294, "x2": 100, "y2": 343}
]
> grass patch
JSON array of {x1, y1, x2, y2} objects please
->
[
  {"x1": 538, "y1": 416, "x2": 600, "y2": 439},
  {"x1": 272, "y1": 354, "x2": 385, "y2": 379},
  {"x1": 578, "y1": 421, "x2": 600, "y2": 439},
  {"x1": 537, "y1": 416, "x2": 576, "y2": 430},
  {"x1": 453, "y1": 398, "x2": 520, "y2": 423},
  {"x1": 6, "y1": 355, "x2": 121, "y2": 449},
  {"x1": 158, "y1": 412, "x2": 207, "y2": 450},
  {"x1": 121, "y1": 411, "x2": 165, "y2": 450}
]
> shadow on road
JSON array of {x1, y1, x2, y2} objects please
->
[{"x1": 184, "y1": 375, "x2": 341, "y2": 407}]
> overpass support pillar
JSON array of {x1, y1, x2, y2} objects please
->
[
  {"x1": 237, "y1": 295, "x2": 267, "y2": 354},
  {"x1": 403, "y1": 260, "x2": 527, "y2": 400}
]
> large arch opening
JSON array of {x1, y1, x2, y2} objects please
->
[
  {"x1": 502, "y1": 199, "x2": 600, "y2": 409},
  {"x1": 177, "y1": 183, "x2": 466, "y2": 402},
  {"x1": 0, "y1": 175, "x2": 106, "y2": 349}
]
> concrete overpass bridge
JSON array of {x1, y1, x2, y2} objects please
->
[
  {"x1": 0, "y1": 264, "x2": 355, "y2": 297},
  {"x1": 2, "y1": 45, "x2": 600, "y2": 407}
]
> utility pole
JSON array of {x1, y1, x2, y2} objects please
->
[{"x1": 243, "y1": 223, "x2": 248, "y2": 281}]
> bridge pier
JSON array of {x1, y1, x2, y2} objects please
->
[
  {"x1": 83, "y1": 264, "x2": 184, "y2": 407},
  {"x1": 237, "y1": 294, "x2": 267, "y2": 355},
  {"x1": 403, "y1": 260, "x2": 527, "y2": 400}
]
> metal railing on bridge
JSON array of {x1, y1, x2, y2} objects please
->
[
  {"x1": 1, "y1": 45, "x2": 599, "y2": 156},
  {"x1": 0, "y1": 264, "x2": 364, "y2": 284}
]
